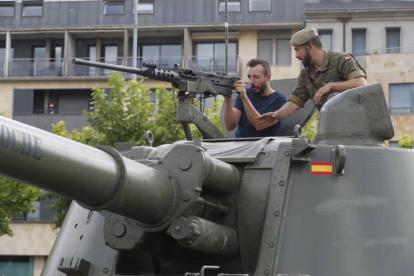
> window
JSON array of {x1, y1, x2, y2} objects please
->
[
  {"x1": 22, "y1": 0, "x2": 43, "y2": 17},
  {"x1": 104, "y1": 45, "x2": 118, "y2": 75},
  {"x1": 33, "y1": 90, "x2": 44, "y2": 113},
  {"x1": 13, "y1": 201, "x2": 40, "y2": 220},
  {"x1": 0, "y1": 256, "x2": 34, "y2": 275},
  {"x1": 14, "y1": 89, "x2": 94, "y2": 116},
  {"x1": 389, "y1": 83, "x2": 414, "y2": 115},
  {"x1": 0, "y1": 1, "x2": 14, "y2": 18},
  {"x1": 249, "y1": 0, "x2": 270, "y2": 12},
  {"x1": 386, "y1": 28, "x2": 400, "y2": 54},
  {"x1": 219, "y1": 0, "x2": 240, "y2": 13},
  {"x1": 33, "y1": 46, "x2": 46, "y2": 76},
  {"x1": 23, "y1": 4, "x2": 43, "y2": 16},
  {"x1": 88, "y1": 46, "x2": 96, "y2": 76},
  {"x1": 141, "y1": 45, "x2": 181, "y2": 69},
  {"x1": 52, "y1": 46, "x2": 63, "y2": 76},
  {"x1": 193, "y1": 42, "x2": 237, "y2": 73},
  {"x1": 104, "y1": 45, "x2": 118, "y2": 64},
  {"x1": 137, "y1": 1, "x2": 153, "y2": 14},
  {"x1": 352, "y1": 29, "x2": 366, "y2": 56},
  {"x1": 258, "y1": 40, "x2": 273, "y2": 64},
  {"x1": 257, "y1": 38, "x2": 291, "y2": 66},
  {"x1": 142, "y1": 45, "x2": 159, "y2": 64},
  {"x1": 276, "y1": 39, "x2": 290, "y2": 66},
  {"x1": 388, "y1": 141, "x2": 400, "y2": 147},
  {"x1": 319, "y1": 30, "x2": 332, "y2": 51},
  {"x1": 104, "y1": 1, "x2": 125, "y2": 15}
]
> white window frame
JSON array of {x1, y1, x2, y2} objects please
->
[
  {"x1": 137, "y1": 1, "x2": 153, "y2": 15},
  {"x1": 219, "y1": 0, "x2": 241, "y2": 13},
  {"x1": 249, "y1": 0, "x2": 270, "y2": 12}
]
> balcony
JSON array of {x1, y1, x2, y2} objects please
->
[
  {"x1": 13, "y1": 114, "x2": 89, "y2": 132},
  {"x1": 3, "y1": 58, "x2": 63, "y2": 77},
  {"x1": 351, "y1": 46, "x2": 414, "y2": 68},
  {"x1": 68, "y1": 57, "x2": 124, "y2": 77},
  {"x1": 1, "y1": 55, "x2": 242, "y2": 78},
  {"x1": 187, "y1": 55, "x2": 241, "y2": 75},
  {"x1": 126, "y1": 56, "x2": 184, "y2": 71}
]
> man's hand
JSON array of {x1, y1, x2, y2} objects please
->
[
  {"x1": 234, "y1": 80, "x2": 247, "y2": 100},
  {"x1": 255, "y1": 112, "x2": 279, "y2": 126},
  {"x1": 313, "y1": 83, "x2": 333, "y2": 104}
]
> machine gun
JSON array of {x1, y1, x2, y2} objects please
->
[{"x1": 72, "y1": 58, "x2": 240, "y2": 140}]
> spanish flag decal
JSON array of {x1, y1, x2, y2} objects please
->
[{"x1": 311, "y1": 162, "x2": 333, "y2": 175}]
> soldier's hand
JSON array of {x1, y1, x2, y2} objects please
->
[
  {"x1": 235, "y1": 80, "x2": 247, "y2": 99},
  {"x1": 256, "y1": 112, "x2": 279, "y2": 125},
  {"x1": 313, "y1": 83, "x2": 333, "y2": 104}
]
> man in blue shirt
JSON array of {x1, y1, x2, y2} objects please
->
[{"x1": 223, "y1": 58, "x2": 287, "y2": 138}]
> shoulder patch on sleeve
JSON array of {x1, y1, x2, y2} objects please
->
[{"x1": 344, "y1": 56, "x2": 351, "y2": 60}]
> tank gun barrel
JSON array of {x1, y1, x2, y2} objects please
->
[{"x1": 0, "y1": 116, "x2": 176, "y2": 224}]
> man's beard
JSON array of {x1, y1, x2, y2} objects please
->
[
  {"x1": 252, "y1": 82, "x2": 267, "y2": 96},
  {"x1": 302, "y1": 49, "x2": 312, "y2": 68}
]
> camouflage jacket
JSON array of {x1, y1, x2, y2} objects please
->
[{"x1": 289, "y1": 51, "x2": 367, "y2": 111}]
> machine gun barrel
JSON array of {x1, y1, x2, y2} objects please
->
[
  {"x1": 75, "y1": 58, "x2": 241, "y2": 140},
  {"x1": 73, "y1": 58, "x2": 239, "y2": 98},
  {"x1": 72, "y1": 58, "x2": 181, "y2": 84},
  {"x1": 0, "y1": 116, "x2": 176, "y2": 224}
]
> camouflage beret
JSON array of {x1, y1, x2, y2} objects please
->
[{"x1": 290, "y1": 27, "x2": 318, "y2": 46}]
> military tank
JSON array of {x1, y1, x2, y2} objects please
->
[{"x1": 0, "y1": 59, "x2": 412, "y2": 276}]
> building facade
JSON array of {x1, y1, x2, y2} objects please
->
[
  {"x1": 0, "y1": 198, "x2": 57, "y2": 276},
  {"x1": 0, "y1": 0, "x2": 413, "y2": 275},
  {"x1": 305, "y1": 0, "x2": 414, "y2": 143}
]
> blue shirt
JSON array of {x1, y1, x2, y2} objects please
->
[{"x1": 234, "y1": 87, "x2": 287, "y2": 138}]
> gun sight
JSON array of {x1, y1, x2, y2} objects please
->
[{"x1": 143, "y1": 63, "x2": 158, "y2": 69}]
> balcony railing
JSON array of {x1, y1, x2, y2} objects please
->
[
  {"x1": 68, "y1": 57, "x2": 124, "y2": 77},
  {"x1": 5, "y1": 58, "x2": 63, "y2": 77},
  {"x1": 0, "y1": 55, "x2": 242, "y2": 78},
  {"x1": 187, "y1": 55, "x2": 241, "y2": 75},
  {"x1": 351, "y1": 46, "x2": 414, "y2": 67},
  {"x1": 126, "y1": 56, "x2": 184, "y2": 71}
]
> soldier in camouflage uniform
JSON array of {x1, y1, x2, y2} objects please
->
[{"x1": 255, "y1": 27, "x2": 367, "y2": 127}]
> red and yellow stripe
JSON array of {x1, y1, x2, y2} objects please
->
[{"x1": 311, "y1": 162, "x2": 333, "y2": 175}]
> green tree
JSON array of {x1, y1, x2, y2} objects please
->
[
  {"x1": 301, "y1": 111, "x2": 319, "y2": 140},
  {"x1": 46, "y1": 73, "x2": 224, "y2": 227},
  {"x1": 190, "y1": 97, "x2": 226, "y2": 139},
  {"x1": 0, "y1": 113, "x2": 40, "y2": 237},
  {"x1": 86, "y1": 74, "x2": 156, "y2": 146},
  {"x1": 398, "y1": 134, "x2": 414, "y2": 148},
  {"x1": 152, "y1": 87, "x2": 185, "y2": 145},
  {"x1": 0, "y1": 178, "x2": 39, "y2": 236}
]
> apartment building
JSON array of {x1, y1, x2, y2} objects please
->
[
  {"x1": 0, "y1": 0, "x2": 305, "y2": 132},
  {"x1": 305, "y1": 0, "x2": 414, "y2": 144},
  {"x1": 0, "y1": 0, "x2": 413, "y2": 275}
]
